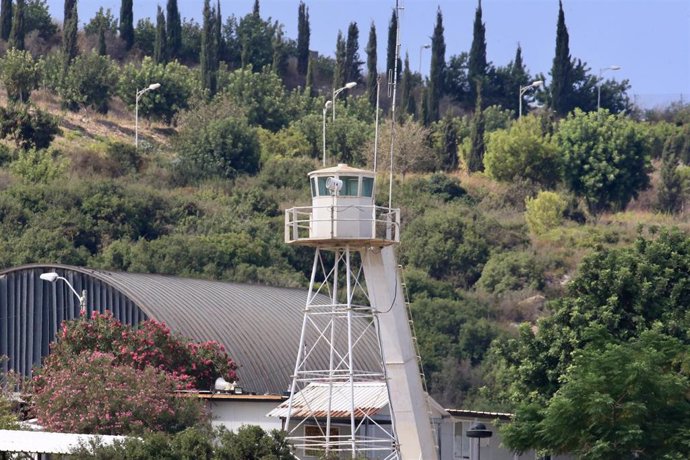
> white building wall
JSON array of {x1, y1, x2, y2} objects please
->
[{"x1": 207, "y1": 399, "x2": 283, "y2": 432}]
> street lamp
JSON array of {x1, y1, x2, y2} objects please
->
[
  {"x1": 518, "y1": 80, "x2": 543, "y2": 118},
  {"x1": 597, "y1": 65, "x2": 621, "y2": 110},
  {"x1": 135, "y1": 83, "x2": 161, "y2": 148},
  {"x1": 466, "y1": 422, "x2": 492, "y2": 460},
  {"x1": 322, "y1": 100, "x2": 332, "y2": 166},
  {"x1": 332, "y1": 81, "x2": 357, "y2": 121},
  {"x1": 40, "y1": 271, "x2": 87, "y2": 316},
  {"x1": 419, "y1": 43, "x2": 431, "y2": 74}
]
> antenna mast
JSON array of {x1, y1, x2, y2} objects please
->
[{"x1": 388, "y1": 0, "x2": 402, "y2": 211}]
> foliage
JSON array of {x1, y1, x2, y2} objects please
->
[
  {"x1": 467, "y1": 0, "x2": 487, "y2": 106},
  {"x1": 236, "y1": 5, "x2": 276, "y2": 71},
  {"x1": 524, "y1": 191, "x2": 567, "y2": 236},
  {"x1": 658, "y1": 132, "x2": 686, "y2": 213},
  {"x1": 0, "y1": 394, "x2": 17, "y2": 430},
  {"x1": 200, "y1": 0, "x2": 219, "y2": 98},
  {"x1": 558, "y1": 109, "x2": 651, "y2": 213},
  {"x1": 427, "y1": 7, "x2": 445, "y2": 124},
  {"x1": 134, "y1": 18, "x2": 155, "y2": 56},
  {"x1": 154, "y1": 5, "x2": 167, "y2": 64},
  {"x1": 344, "y1": 22, "x2": 361, "y2": 84},
  {"x1": 549, "y1": 0, "x2": 572, "y2": 116},
  {"x1": 32, "y1": 350, "x2": 205, "y2": 435},
  {"x1": 8, "y1": 0, "x2": 25, "y2": 50},
  {"x1": 0, "y1": 0, "x2": 10, "y2": 41},
  {"x1": 466, "y1": 85, "x2": 485, "y2": 172},
  {"x1": 477, "y1": 251, "x2": 548, "y2": 295},
  {"x1": 9, "y1": 147, "x2": 65, "y2": 183},
  {"x1": 386, "y1": 9, "x2": 400, "y2": 84},
  {"x1": 297, "y1": 1, "x2": 310, "y2": 76},
  {"x1": 84, "y1": 7, "x2": 117, "y2": 35},
  {"x1": 166, "y1": 0, "x2": 182, "y2": 60},
  {"x1": 118, "y1": 57, "x2": 197, "y2": 123},
  {"x1": 365, "y1": 22, "x2": 376, "y2": 106},
  {"x1": 60, "y1": 51, "x2": 117, "y2": 113},
  {"x1": 62, "y1": 1, "x2": 78, "y2": 72},
  {"x1": 484, "y1": 115, "x2": 560, "y2": 187},
  {"x1": 25, "y1": 0, "x2": 57, "y2": 40},
  {"x1": 364, "y1": 118, "x2": 436, "y2": 176},
  {"x1": 0, "y1": 104, "x2": 60, "y2": 150},
  {"x1": 119, "y1": 0, "x2": 134, "y2": 50},
  {"x1": 0, "y1": 48, "x2": 39, "y2": 103}
]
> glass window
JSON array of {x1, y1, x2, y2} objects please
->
[
  {"x1": 310, "y1": 177, "x2": 316, "y2": 198},
  {"x1": 362, "y1": 177, "x2": 374, "y2": 197},
  {"x1": 317, "y1": 177, "x2": 329, "y2": 196},
  {"x1": 341, "y1": 176, "x2": 359, "y2": 196}
]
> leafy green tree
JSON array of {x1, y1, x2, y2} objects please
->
[
  {"x1": 466, "y1": 82, "x2": 485, "y2": 172},
  {"x1": 431, "y1": 113, "x2": 459, "y2": 171},
  {"x1": 62, "y1": 1, "x2": 78, "y2": 73},
  {"x1": 10, "y1": 147, "x2": 65, "y2": 183},
  {"x1": 60, "y1": 51, "x2": 117, "y2": 113},
  {"x1": 658, "y1": 134, "x2": 684, "y2": 213},
  {"x1": 25, "y1": 0, "x2": 57, "y2": 40},
  {"x1": 119, "y1": 0, "x2": 133, "y2": 50},
  {"x1": 166, "y1": 0, "x2": 182, "y2": 60},
  {"x1": 364, "y1": 118, "x2": 436, "y2": 177},
  {"x1": 8, "y1": 0, "x2": 25, "y2": 50},
  {"x1": 223, "y1": 66, "x2": 289, "y2": 131},
  {"x1": 428, "y1": 7, "x2": 445, "y2": 123},
  {"x1": 0, "y1": 0, "x2": 11, "y2": 40},
  {"x1": 0, "y1": 104, "x2": 59, "y2": 150},
  {"x1": 399, "y1": 53, "x2": 413, "y2": 119},
  {"x1": 0, "y1": 48, "x2": 39, "y2": 102},
  {"x1": 365, "y1": 21, "x2": 377, "y2": 106},
  {"x1": 96, "y1": 22, "x2": 106, "y2": 55},
  {"x1": 154, "y1": 5, "x2": 167, "y2": 64},
  {"x1": 296, "y1": 1, "x2": 309, "y2": 76},
  {"x1": 333, "y1": 30, "x2": 345, "y2": 90},
  {"x1": 445, "y1": 52, "x2": 469, "y2": 105},
  {"x1": 558, "y1": 109, "x2": 651, "y2": 213},
  {"x1": 345, "y1": 21, "x2": 361, "y2": 84},
  {"x1": 550, "y1": 0, "x2": 573, "y2": 116},
  {"x1": 304, "y1": 56, "x2": 315, "y2": 97},
  {"x1": 386, "y1": 9, "x2": 400, "y2": 84},
  {"x1": 477, "y1": 250, "x2": 547, "y2": 294},
  {"x1": 467, "y1": 0, "x2": 486, "y2": 107},
  {"x1": 200, "y1": 0, "x2": 218, "y2": 97},
  {"x1": 484, "y1": 114, "x2": 560, "y2": 187},
  {"x1": 83, "y1": 7, "x2": 116, "y2": 35},
  {"x1": 118, "y1": 57, "x2": 197, "y2": 123},
  {"x1": 236, "y1": 3, "x2": 274, "y2": 70},
  {"x1": 180, "y1": 18, "x2": 202, "y2": 65},
  {"x1": 524, "y1": 190, "x2": 567, "y2": 236},
  {"x1": 134, "y1": 18, "x2": 155, "y2": 56}
]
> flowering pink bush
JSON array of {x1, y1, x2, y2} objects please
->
[
  {"x1": 50, "y1": 311, "x2": 237, "y2": 390},
  {"x1": 32, "y1": 351, "x2": 203, "y2": 435}
]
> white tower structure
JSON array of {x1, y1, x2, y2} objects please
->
[{"x1": 283, "y1": 164, "x2": 438, "y2": 460}]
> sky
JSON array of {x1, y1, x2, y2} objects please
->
[{"x1": 45, "y1": 0, "x2": 690, "y2": 108}]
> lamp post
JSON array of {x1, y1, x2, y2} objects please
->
[
  {"x1": 332, "y1": 81, "x2": 357, "y2": 121},
  {"x1": 597, "y1": 65, "x2": 621, "y2": 110},
  {"x1": 466, "y1": 422, "x2": 493, "y2": 460},
  {"x1": 322, "y1": 100, "x2": 332, "y2": 167},
  {"x1": 518, "y1": 80, "x2": 543, "y2": 118},
  {"x1": 135, "y1": 83, "x2": 161, "y2": 148},
  {"x1": 40, "y1": 271, "x2": 87, "y2": 316},
  {"x1": 419, "y1": 43, "x2": 431, "y2": 74}
]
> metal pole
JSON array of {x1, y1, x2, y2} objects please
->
[
  {"x1": 518, "y1": 90, "x2": 523, "y2": 119},
  {"x1": 135, "y1": 89, "x2": 139, "y2": 148},
  {"x1": 597, "y1": 76, "x2": 602, "y2": 110},
  {"x1": 323, "y1": 106, "x2": 327, "y2": 167}
]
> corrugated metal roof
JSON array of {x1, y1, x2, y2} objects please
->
[
  {"x1": 268, "y1": 382, "x2": 389, "y2": 419},
  {"x1": 0, "y1": 264, "x2": 382, "y2": 395},
  {"x1": 0, "y1": 429, "x2": 128, "y2": 454}
]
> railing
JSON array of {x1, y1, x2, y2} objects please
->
[{"x1": 285, "y1": 205, "x2": 401, "y2": 244}]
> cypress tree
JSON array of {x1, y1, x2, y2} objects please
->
[
  {"x1": 62, "y1": 1, "x2": 78, "y2": 72},
  {"x1": 97, "y1": 25, "x2": 106, "y2": 55},
  {"x1": 658, "y1": 135, "x2": 684, "y2": 213},
  {"x1": 154, "y1": 5, "x2": 167, "y2": 64},
  {"x1": 550, "y1": 0, "x2": 573, "y2": 116},
  {"x1": 365, "y1": 22, "x2": 377, "y2": 106},
  {"x1": 200, "y1": 0, "x2": 217, "y2": 97},
  {"x1": 0, "y1": 0, "x2": 12, "y2": 41},
  {"x1": 467, "y1": 0, "x2": 487, "y2": 106},
  {"x1": 333, "y1": 30, "x2": 346, "y2": 90},
  {"x1": 399, "y1": 52, "x2": 412, "y2": 119},
  {"x1": 427, "y1": 7, "x2": 446, "y2": 123},
  {"x1": 119, "y1": 0, "x2": 133, "y2": 50},
  {"x1": 304, "y1": 56, "x2": 315, "y2": 97},
  {"x1": 420, "y1": 86, "x2": 429, "y2": 127},
  {"x1": 64, "y1": 0, "x2": 75, "y2": 28},
  {"x1": 440, "y1": 113, "x2": 458, "y2": 171},
  {"x1": 296, "y1": 1, "x2": 310, "y2": 76},
  {"x1": 216, "y1": 0, "x2": 224, "y2": 63},
  {"x1": 253, "y1": 0, "x2": 259, "y2": 16},
  {"x1": 166, "y1": 0, "x2": 181, "y2": 60},
  {"x1": 8, "y1": 0, "x2": 24, "y2": 50},
  {"x1": 386, "y1": 9, "x2": 401, "y2": 83},
  {"x1": 345, "y1": 22, "x2": 361, "y2": 84},
  {"x1": 512, "y1": 44, "x2": 529, "y2": 116},
  {"x1": 467, "y1": 81, "x2": 485, "y2": 172}
]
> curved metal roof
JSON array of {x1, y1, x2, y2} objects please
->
[{"x1": 0, "y1": 264, "x2": 381, "y2": 395}]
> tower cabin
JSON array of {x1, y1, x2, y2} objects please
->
[{"x1": 285, "y1": 164, "x2": 400, "y2": 246}]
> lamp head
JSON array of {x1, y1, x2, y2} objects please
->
[
  {"x1": 609, "y1": 65, "x2": 621, "y2": 71},
  {"x1": 532, "y1": 80, "x2": 544, "y2": 88},
  {"x1": 344, "y1": 82, "x2": 357, "y2": 89},
  {"x1": 148, "y1": 83, "x2": 161, "y2": 90},
  {"x1": 40, "y1": 272, "x2": 59, "y2": 283},
  {"x1": 324, "y1": 100, "x2": 333, "y2": 109}
]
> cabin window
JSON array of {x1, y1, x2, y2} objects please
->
[
  {"x1": 341, "y1": 176, "x2": 359, "y2": 196},
  {"x1": 317, "y1": 177, "x2": 329, "y2": 196},
  {"x1": 362, "y1": 177, "x2": 374, "y2": 197},
  {"x1": 310, "y1": 177, "x2": 317, "y2": 197}
]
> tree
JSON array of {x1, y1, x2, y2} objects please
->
[
  {"x1": 97, "y1": 22, "x2": 106, "y2": 55},
  {"x1": 399, "y1": 53, "x2": 413, "y2": 119},
  {"x1": 154, "y1": 5, "x2": 167, "y2": 64},
  {"x1": 304, "y1": 56, "x2": 314, "y2": 97},
  {"x1": 657, "y1": 133, "x2": 684, "y2": 213},
  {"x1": 236, "y1": 4, "x2": 274, "y2": 70},
  {"x1": 345, "y1": 22, "x2": 361, "y2": 84},
  {"x1": 25, "y1": 0, "x2": 57, "y2": 40},
  {"x1": 296, "y1": 1, "x2": 309, "y2": 76},
  {"x1": 445, "y1": 52, "x2": 470, "y2": 105},
  {"x1": 428, "y1": 7, "x2": 446, "y2": 123},
  {"x1": 83, "y1": 7, "x2": 116, "y2": 35},
  {"x1": 0, "y1": 104, "x2": 60, "y2": 149},
  {"x1": 484, "y1": 114, "x2": 560, "y2": 187},
  {"x1": 62, "y1": 1, "x2": 78, "y2": 73},
  {"x1": 432, "y1": 113, "x2": 458, "y2": 171},
  {"x1": 134, "y1": 18, "x2": 155, "y2": 56},
  {"x1": 466, "y1": 82, "x2": 485, "y2": 172},
  {"x1": 550, "y1": 0, "x2": 574, "y2": 116},
  {"x1": 364, "y1": 118, "x2": 436, "y2": 177},
  {"x1": 0, "y1": 48, "x2": 37, "y2": 102},
  {"x1": 60, "y1": 51, "x2": 117, "y2": 113},
  {"x1": 200, "y1": 0, "x2": 218, "y2": 97},
  {"x1": 166, "y1": 0, "x2": 182, "y2": 60},
  {"x1": 524, "y1": 191, "x2": 567, "y2": 236},
  {"x1": 558, "y1": 109, "x2": 651, "y2": 213},
  {"x1": 223, "y1": 66, "x2": 289, "y2": 131},
  {"x1": 8, "y1": 0, "x2": 25, "y2": 50},
  {"x1": 386, "y1": 9, "x2": 401, "y2": 84},
  {"x1": 467, "y1": 0, "x2": 487, "y2": 107},
  {"x1": 0, "y1": 0, "x2": 11, "y2": 41},
  {"x1": 365, "y1": 22, "x2": 377, "y2": 106},
  {"x1": 333, "y1": 30, "x2": 346, "y2": 90},
  {"x1": 119, "y1": 0, "x2": 133, "y2": 50}
]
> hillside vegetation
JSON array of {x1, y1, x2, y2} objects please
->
[{"x1": 1, "y1": 0, "x2": 690, "y2": 457}]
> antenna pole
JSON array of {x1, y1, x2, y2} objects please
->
[
  {"x1": 373, "y1": 76, "x2": 381, "y2": 177},
  {"x1": 388, "y1": 0, "x2": 402, "y2": 211}
]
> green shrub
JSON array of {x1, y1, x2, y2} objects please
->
[
  {"x1": 105, "y1": 141, "x2": 142, "y2": 175},
  {"x1": 9, "y1": 148, "x2": 66, "y2": 183},
  {"x1": 0, "y1": 48, "x2": 40, "y2": 103},
  {"x1": 525, "y1": 191, "x2": 567, "y2": 236},
  {"x1": 259, "y1": 156, "x2": 317, "y2": 190},
  {"x1": 0, "y1": 104, "x2": 61, "y2": 150},
  {"x1": 477, "y1": 251, "x2": 547, "y2": 294},
  {"x1": 60, "y1": 51, "x2": 117, "y2": 113}
]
